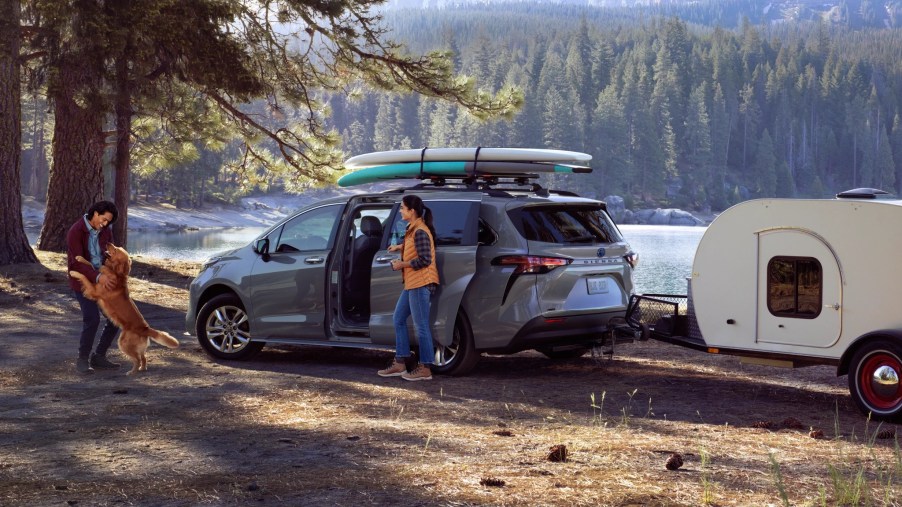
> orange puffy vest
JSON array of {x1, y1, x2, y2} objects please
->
[{"x1": 401, "y1": 218, "x2": 440, "y2": 290}]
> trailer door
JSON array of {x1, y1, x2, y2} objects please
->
[{"x1": 756, "y1": 229, "x2": 842, "y2": 348}]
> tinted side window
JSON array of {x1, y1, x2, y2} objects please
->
[
  {"x1": 274, "y1": 204, "x2": 343, "y2": 253},
  {"x1": 514, "y1": 205, "x2": 622, "y2": 244},
  {"x1": 767, "y1": 257, "x2": 822, "y2": 318},
  {"x1": 387, "y1": 200, "x2": 479, "y2": 247}
]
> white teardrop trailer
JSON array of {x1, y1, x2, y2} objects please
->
[{"x1": 626, "y1": 188, "x2": 902, "y2": 421}]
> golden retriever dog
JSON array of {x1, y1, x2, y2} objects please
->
[{"x1": 69, "y1": 243, "x2": 179, "y2": 375}]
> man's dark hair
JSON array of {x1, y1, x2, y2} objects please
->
[{"x1": 86, "y1": 200, "x2": 119, "y2": 225}]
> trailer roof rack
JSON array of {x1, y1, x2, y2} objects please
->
[{"x1": 836, "y1": 188, "x2": 893, "y2": 199}]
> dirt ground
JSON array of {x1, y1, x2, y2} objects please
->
[{"x1": 1, "y1": 251, "x2": 900, "y2": 506}]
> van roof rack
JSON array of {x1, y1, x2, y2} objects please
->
[{"x1": 382, "y1": 173, "x2": 552, "y2": 197}]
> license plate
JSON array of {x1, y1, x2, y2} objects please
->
[{"x1": 587, "y1": 277, "x2": 609, "y2": 294}]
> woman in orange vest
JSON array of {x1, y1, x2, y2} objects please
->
[{"x1": 377, "y1": 195, "x2": 440, "y2": 381}]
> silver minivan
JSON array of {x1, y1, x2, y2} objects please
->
[{"x1": 186, "y1": 183, "x2": 636, "y2": 375}]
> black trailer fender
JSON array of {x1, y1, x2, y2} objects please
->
[{"x1": 837, "y1": 330, "x2": 902, "y2": 377}]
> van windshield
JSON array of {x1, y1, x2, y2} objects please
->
[{"x1": 515, "y1": 205, "x2": 622, "y2": 244}]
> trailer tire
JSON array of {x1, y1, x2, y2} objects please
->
[{"x1": 848, "y1": 339, "x2": 902, "y2": 421}]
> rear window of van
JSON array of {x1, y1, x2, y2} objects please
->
[{"x1": 511, "y1": 205, "x2": 623, "y2": 244}]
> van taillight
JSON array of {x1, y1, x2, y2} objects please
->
[
  {"x1": 492, "y1": 255, "x2": 571, "y2": 274},
  {"x1": 624, "y1": 250, "x2": 639, "y2": 268}
]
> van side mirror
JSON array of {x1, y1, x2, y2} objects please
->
[{"x1": 255, "y1": 238, "x2": 270, "y2": 261}]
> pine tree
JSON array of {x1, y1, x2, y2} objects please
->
[
  {"x1": 875, "y1": 128, "x2": 895, "y2": 191},
  {"x1": 775, "y1": 161, "x2": 795, "y2": 198},
  {"x1": 373, "y1": 94, "x2": 400, "y2": 151},
  {"x1": 892, "y1": 114, "x2": 902, "y2": 195},
  {"x1": 592, "y1": 86, "x2": 629, "y2": 196},
  {"x1": 754, "y1": 129, "x2": 777, "y2": 197},
  {"x1": 1, "y1": 0, "x2": 38, "y2": 264}
]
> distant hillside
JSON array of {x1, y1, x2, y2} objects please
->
[{"x1": 384, "y1": 0, "x2": 902, "y2": 29}]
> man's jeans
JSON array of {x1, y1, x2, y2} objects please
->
[
  {"x1": 392, "y1": 286, "x2": 435, "y2": 365},
  {"x1": 73, "y1": 290, "x2": 119, "y2": 359}
]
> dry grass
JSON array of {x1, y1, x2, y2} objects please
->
[{"x1": 0, "y1": 251, "x2": 900, "y2": 506}]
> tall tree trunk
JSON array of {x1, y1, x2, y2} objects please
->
[
  {"x1": 0, "y1": 0, "x2": 38, "y2": 265},
  {"x1": 38, "y1": 55, "x2": 105, "y2": 252},
  {"x1": 112, "y1": 48, "x2": 132, "y2": 248},
  {"x1": 27, "y1": 92, "x2": 45, "y2": 197}
]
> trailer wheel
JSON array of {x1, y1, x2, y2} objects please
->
[{"x1": 848, "y1": 340, "x2": 902, "y2": 421}]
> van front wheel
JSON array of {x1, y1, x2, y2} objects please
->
[
  {"x1": 196, "y1": 294, "x2": 264, "y2": 360},
  {"x1": 848, "y1": 340, "x2": 902, "y2": 421}
]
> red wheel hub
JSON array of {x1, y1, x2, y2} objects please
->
[{"x1": 859, "y1": 353, "x2": 902, "y2": 411}]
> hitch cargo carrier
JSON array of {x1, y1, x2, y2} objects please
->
[{"x1": 625, "y1": 293, "x2": 706, "y2": 351}]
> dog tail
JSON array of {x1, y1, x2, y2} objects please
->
[{"x1": 148, "y1": 328, "x2": 180, "y2": 349}]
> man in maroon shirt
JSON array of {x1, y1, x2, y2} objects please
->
[{"x1": 67, "y1": 201, "x2": 121, "y2": 373}]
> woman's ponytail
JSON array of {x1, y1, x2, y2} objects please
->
[{"x1": 422, "y1": 206, "x2": 436, "y2": 239}]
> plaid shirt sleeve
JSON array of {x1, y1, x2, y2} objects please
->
[{"x1": 408, "y1": 230, "x2": 433, "y2": 270}]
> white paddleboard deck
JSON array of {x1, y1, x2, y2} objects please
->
[{"x1": 344, "y1": 147, "x2": 591, "y2": 169}]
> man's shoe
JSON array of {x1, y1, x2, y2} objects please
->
[
  {"x1": 401, "y1": 364, "x2": 432, "y2": 381},
  {"x1": 90, "y1": 353, "x2": 120, "y2": 370},
  {"x1": 377, "y1": 360, "x2": 407, "y2": 377},
  {"x1": 76, "y1": 357, "x2": 94, "y2": 374}
]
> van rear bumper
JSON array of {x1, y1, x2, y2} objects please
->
[{"x1": 482, "y1": 311, "x2": 625, "y2": 354}]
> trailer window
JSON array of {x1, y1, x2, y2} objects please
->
[{"x1": 766, "y1": 257, "x2": 822, "y2": 318}]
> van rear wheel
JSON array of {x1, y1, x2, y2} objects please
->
[
  {"x1": 848, "y1": 340, "x2": 902, "y2": 421},
  {"x1": 431, "y1": 311, "x2": 480, "y2": 376}
]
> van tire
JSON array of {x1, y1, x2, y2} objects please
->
[
  {"x1": 848, "y1": 339, "x2": 902, "y2": 421},
  {"x1": 431, "y1": 311, "x2": 480, "y2": 376},
  {"x1": 196, "y1": 294, "x2": 264, "y2": 360}
]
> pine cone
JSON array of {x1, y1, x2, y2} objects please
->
[
  {"x1": 876, "y1": 428, "x2": 896, "y2": 440},
  {"x1": 782, "y1": 417, "x2": 805, "y2": 430},
  {"x1": 665, "y1": 453, "x2": 684, "y2": 471},
  {"x1": 809, "y1": 429, "x2": 825, "y2": 439},
  {"x1": 479, "y1": 477, "x2": 505, "y2": 487},
  {"x1": 547, "y1": 444, "x2": 568, "y2": 462}
]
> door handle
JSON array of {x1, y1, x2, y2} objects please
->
[
  {"x1": 824, "y1": 303, "x2": 840, "y2": 310},
  {"x1": 375, "y1": 255, "x2": 396, "y2": 263},
  {"x1": 304, "y1": 256, "x2": 325, "y2": 264}
]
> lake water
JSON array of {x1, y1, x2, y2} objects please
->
[
  {"x1": 619, "y1": 225, "x2": 705, "y2": 295},
  {"x1": 26, "y1": 224, "x2": 705, "y2": 295}
]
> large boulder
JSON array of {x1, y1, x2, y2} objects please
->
[
  {"x1": 601, "y1": 195, "x2": 628, "y2": 221},
  {"x1": 601, "y1": 196, "x2": 706, "y2": 226},
  {"x1": 633, "y1": 208, "x2": 705, "y2": 226}
]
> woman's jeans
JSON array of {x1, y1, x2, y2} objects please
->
[
  {"x1": 392, "y1": 286, "x2": 435, "y2": 365},
  {"x1": 74, "y1": 290, "x2": 119, "y2": 359}
]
